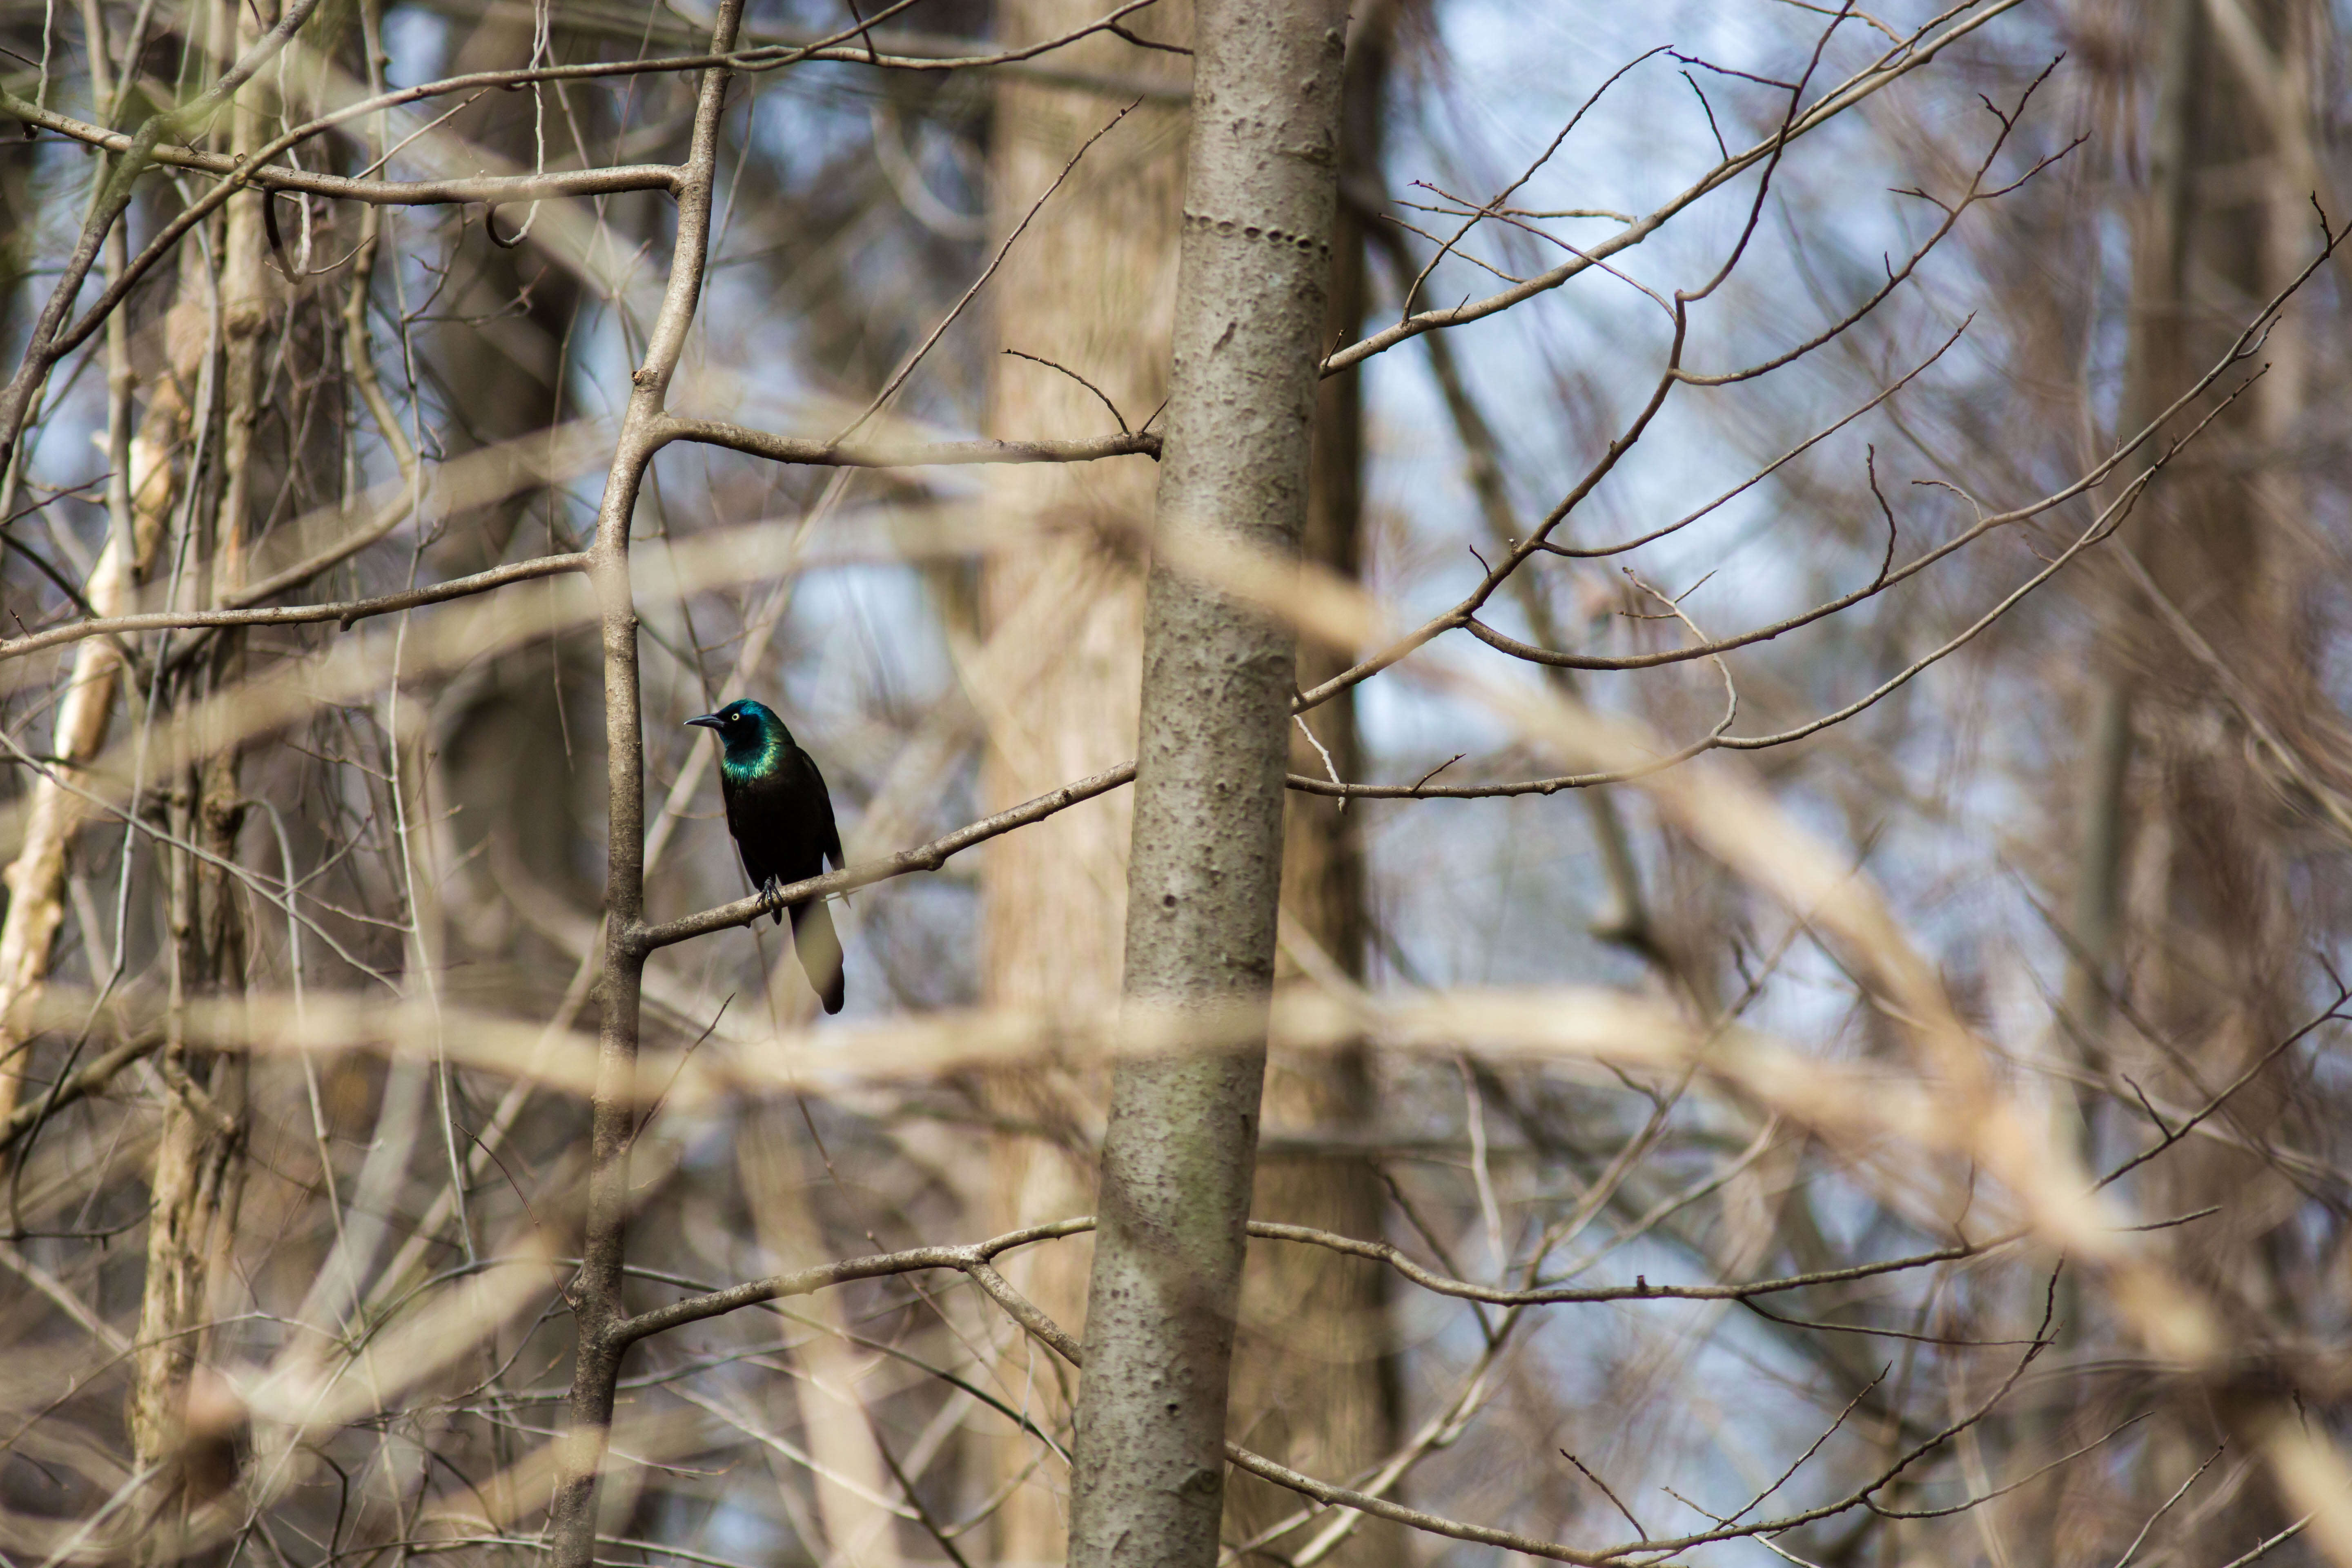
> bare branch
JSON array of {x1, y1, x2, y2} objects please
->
[
  {"x1": 0, "y1": 94, "x2": 679, "y2": 204},
  {"x1": 1318, "y1": 0, "x2": 2030, "y2": 377},
  {"x1": 0, "y1": 554, "x2": 588, "y2": 666},
  {"x1": 635, "y1": 761, "x2": 1140, "y2": 951},
  {"x1": 659, "y1": 418, "x2": 1159, "y2": 469}
]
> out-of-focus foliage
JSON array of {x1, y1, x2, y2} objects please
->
[{"x1": 0, "y1": 2, "x2": 2348, "y2": 1566}]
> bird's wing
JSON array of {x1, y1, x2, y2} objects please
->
[{"x1": 805, "y1": 750, "x2": 845, "y2": 873}]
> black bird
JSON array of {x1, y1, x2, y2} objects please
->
[{"x1": 686, "y1": 699, "x2": 846, "y2": 1014}]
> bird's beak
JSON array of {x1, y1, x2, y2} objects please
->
[{"x1": 686, "y1": 713, "x2": 724, "y2": 730}]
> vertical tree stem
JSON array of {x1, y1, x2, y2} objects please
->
[
  {"x1": 544, "y1": 7, "x2": 740, "y2": 1566},
  {"x1": 130, "y1": 5, "x2": 273, "y2": 1508},
  {"x1": 2058, "y1": 0, "x2": 2198, "y2": 1068},
  {"x1": 1067, "y1": 6, "x2": 1349, "y2": 1567}
]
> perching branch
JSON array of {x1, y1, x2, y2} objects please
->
[{"x1": 633, "y1": 761, "x2": 1138, "y2": 951}]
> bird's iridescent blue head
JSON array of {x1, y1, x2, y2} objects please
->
[{"x1": 686, "y1": 698, "x2": 792, "y2": 768}]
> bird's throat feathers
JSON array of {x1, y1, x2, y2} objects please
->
[{"x1": 720, "y1": 724, "x2": 791, "y2": 781}]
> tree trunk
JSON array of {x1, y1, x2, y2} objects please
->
[
  {"x1": 1065, "y1": 7, "x2": 1348, "y2": 1568},
  {"x1": 976, "y1": 5, "x2": 1187, "y2": 1559},
  {"x1": 2129, "y1": 1, "x2": 2318, "y2": 1552},
  {"x1": 2047, "y1": 0, "x2": 2321, "y2": 1557},
  {"x1": 544, "y1": 9, "x2": 743, "y2": 1565},
  {"x1": 1222, "y1": 10, "x2": 1402, "y2": 1565},
  {"x1": 130, "y1": 0, "x2": 272, "y2": 1517},
  {"x1": 431, "y1": 7, "x2": 595, "y2": 905}
]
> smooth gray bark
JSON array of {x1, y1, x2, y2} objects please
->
[
  {"x1": 543, "y1": 6, "x2": 742, "y2": 1566},
  {"x1": 1065, "y1": 5, "x2": 1350, "y2": 1568}
]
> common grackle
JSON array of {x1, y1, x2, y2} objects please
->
[{"x1": 686, "y1": 698, "x2": 846, "y2": 1014}]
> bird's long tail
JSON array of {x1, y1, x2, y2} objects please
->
[{"x1": 788, "y1": 895, "x2": 846, "y2": 1015}]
